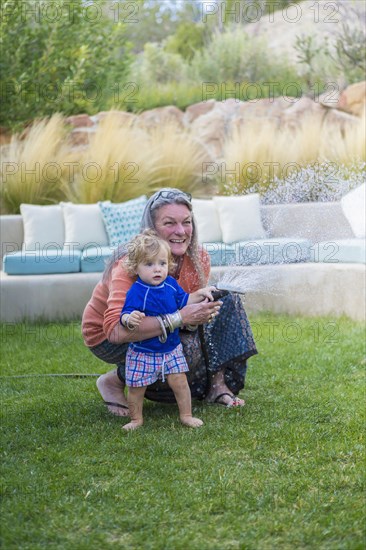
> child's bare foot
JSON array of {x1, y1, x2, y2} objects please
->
[
  {"x1": 180, "y1": 415, "x2": 203, "y2": 428},
  {"x1": 122, "y1": 420, "x2": 143, "y2": 431}
]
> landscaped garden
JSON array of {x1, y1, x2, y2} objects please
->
[
  {"x1": 1, "y1": 315, "x2": 364, "y2": 549},
  {"x1": 1, "y1": 1, "x2": 365, "y2": 547}
]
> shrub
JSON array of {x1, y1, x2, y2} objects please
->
[
  {"x1": 0, "y1": 0, "x2": 132, "y2": 130},
  {"x1": 190, "y1": 26, "x2": 297, "y2": 84},
  {"x1": 165, "y1": 22, "x2": 206, "y2": 61},
  {"x1": 132, "y1": 43, "x2": 190, "y2": 86}
]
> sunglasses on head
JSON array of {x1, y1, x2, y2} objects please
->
[{"x1": 151, "y1": 190, "x2": 192, "y2": 205}]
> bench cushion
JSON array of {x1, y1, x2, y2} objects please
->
[
  {"x1": 203, "y1": 238, "x2": 311, "y2": 267},
  {"x1": 341, "y1": 184, "x2": 365, "y2": 238},
  {"x1": 314, "y1": 239, "x2": 365, "y2": 264},
  {"x1": 81, "y1": 246, "x2": 114, "y2": 272},
  {"x1": 3, "y1": 249, "x2": 81, "y2": 275}
]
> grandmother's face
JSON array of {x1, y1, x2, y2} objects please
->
[{"x1": 154, "y1": 204, "x2": 193, "y2": 257}]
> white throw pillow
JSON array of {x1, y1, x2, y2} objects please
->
[
  {"x1": 61, "y1": 202, "x2": 109, "y2": 249},
  {"x1": 191, "y1": 198, "x2": 222, "y2": 243},
  {"x1": 20, "y1": 204, "x2": 65, "y2": 250},
  {"x1": 341, "y1": 183, "x2": 366, "y2": 238},
  {"x1": 213, "y1": 194, "x2": 266, "y2": 244}
]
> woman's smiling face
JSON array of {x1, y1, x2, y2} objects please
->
[{"x1": 153, "y1": 204, "x2": 193, "y2": 257}]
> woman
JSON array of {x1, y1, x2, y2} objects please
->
[{"x1": 82, "y1": 188, "x2": 257, "y2": 416}]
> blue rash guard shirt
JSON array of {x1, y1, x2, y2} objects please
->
[{"x1": 121, "y1": 275, "x2": 189, "y2": 353}]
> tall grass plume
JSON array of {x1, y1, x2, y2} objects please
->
[{"x1": 0, "y1": 114, "x2": 68, "y2": 213}]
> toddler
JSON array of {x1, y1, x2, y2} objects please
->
[{"x1": 120, "y1": 230, "x2": 215, "y2": 431}]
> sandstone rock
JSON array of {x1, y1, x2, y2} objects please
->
[
  {"x1": 280, "y1": 96, "x2": 326, "y2": 130},
  {"x1": 318, "y1": 87, "x2": 341, "y2": 109},
  {"x1": 184, "y1": 100, "x2": 216, "y2": 124},
  {"x1": 324, "y1": 108, "x2": 360, "y2": 132},
  {"x1": 191, "y1": 108, "x2": 228, "y2": 158},
  {"x1": 137, "y1": 106, "x2": 184, "y2": 129},
  {"x1": 281, "y1": 96, "x2": 324, "y2": 117},
  {"x1": 0, "y1": 126, "x2": 11, "y2": 145},
  {"x1": 95, "y1": 110, "x2": 138, "y2": 126},
  {"x1": 65, "y1": 114, "x2": 94, "y2": 128},
  {"x1": 218, "y1": 98, "x2": 243, "y2": 116},
  {"x1": 237, "y1": 96, "x2": 292, "y2": 118},
  {"x1": 68, "y1": 127, "x2": 96, "y2": 147},
  {"x1": 338, "y1": 81, "x2": 366, "y2": 116}
]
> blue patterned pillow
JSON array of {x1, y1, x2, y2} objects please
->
[{"x1": 99, "y1": 196, "x2": 147, "y2": 246}]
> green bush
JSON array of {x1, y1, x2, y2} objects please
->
[
  {"x1": 0, "y1": 0, "x2": 132, "y2": 130},
  {"x1": 190, "y1": 26, "x2": 298, "y2": 84},
  {"x1": 165, "y1": 22, "x2": 207, "y2": 61},
  {"x1": 132, "y1": 43, "x2": 190, "y2": 86}
]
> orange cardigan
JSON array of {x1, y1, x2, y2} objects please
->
[{"x1": 82, "y1": 250, "x2": 211, "y2": 348}]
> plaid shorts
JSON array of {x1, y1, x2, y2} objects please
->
[{"x1": 125, "y1": 343, "x2": 189, "y2": 387}]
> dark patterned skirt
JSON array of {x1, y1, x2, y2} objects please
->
[{"x1": 89, "y1": 293, "x2": 257, "y2": 402}]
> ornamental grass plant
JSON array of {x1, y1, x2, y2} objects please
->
[
  {"x1": 63, "y1": 114, "x2": 155, "y2": 204},
  {"x1": 222, "y1": 109, "x2": 366, "y2": 193},
  {"x1": 147, "y1": 122, "x2": 214, "y2": 195},
  {"x1": 0, "y1": 114, "x2": 69, "y2": 214},
  {"x1": 322, "y1": 107, "x2": 366, "y2": 164}
]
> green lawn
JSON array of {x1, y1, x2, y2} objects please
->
[{"x1": 1, "y1": 315, "x2": 365, "y2": 550}]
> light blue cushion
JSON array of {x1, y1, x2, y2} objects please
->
[
  {"x1": 3, "y1": 248, "x2": 81, "y2": 275},
  {"x1": 81, "y1": 246, "x2": 116, "y2": 272},
  {"x1": 313, "y1": 239, "x2": 365, "y2": 264},
  {"x1": 99, "y1": 196, "x2": 147, "y2": 246},
  {"x1": 237, "y1": 238, "x2": 311, "y2": 265},
  {"x1": 203, "y1": 243, "x2": 237, "y2": 267},
  {"x1": 203, "y1": 238, "x2": 311, "y2": 267}
]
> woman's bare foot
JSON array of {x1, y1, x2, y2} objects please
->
[
  {"x1": 96, "y1": 370, "x2": 130, "y2": 417},
  {"x1": 180, "y1": 415, "x2": 203, "y2": 428},
  {"x1": 122, "y1": 420, "x2": 143, "y2": 431}
]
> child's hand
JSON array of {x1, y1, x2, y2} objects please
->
[
  {"x1": 195, "y1": 286, "x2": 217, "y2": 302},
  {"x1": 125, "y1": 311, "x2": 145, "y2": 329}
]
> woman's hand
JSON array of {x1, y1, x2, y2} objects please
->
[{"x1": 180, "y1": 299, "x2": 222, "y2": 326}]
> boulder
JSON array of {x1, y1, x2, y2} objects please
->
[
  {"x1": 184, "y1": 100, "x2": 216, "y2": 124},
  {"x1": 65, "y1": 114, "x2": 94, "y2": 128},
  {"x1": 191, "y1": 108, "x2": 228, "y2": 158},
  {"x1": 94, "y1": 110, "x2": 138, "y2": 126},
  {"x1": 0, "y1": 126, "x2": 11, "y2": 145},
  {"x1": 237, "y1": 96, "x2": 292, "y2": 118},
  {"x1": 228, "y1": 97, "x2": 290, "y2": 133},
  {"x1": 281, "y1": 96, "x2": 325, "y2": 117},
  {"x1": 68, "y1": 127, "x2": 96, "y2": 147},
  {"x1": 338, "y1": 81, "x2": 366, "y2": 116},
  {"x1": 318, "y1": 88, "x2": 341, "y2": 109},
  {"x1": 324, "y1": 108, "x2": 360, "y2": 132},
  {"x1": 280, "y1": 96, "x2": 326, "y2": 130},
  {"x1": 137, "y1": 106, "x2": 184, "y2": 129}
]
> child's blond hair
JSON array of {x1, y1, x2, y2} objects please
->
[{"x1": 124, "y1": 229, "x2": 176, "y2": 277}]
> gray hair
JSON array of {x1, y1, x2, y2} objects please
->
[{"x1": 103, "y1": 188, "x2": 205, "y2": 284}]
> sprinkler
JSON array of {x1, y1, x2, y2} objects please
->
[{"x1": 211, "y1": 283, "x2": 246, "y2": 301}]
